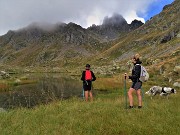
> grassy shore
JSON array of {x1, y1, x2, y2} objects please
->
[{"x1": 0, "y1": 86, "x2": 179, "y2": 135}]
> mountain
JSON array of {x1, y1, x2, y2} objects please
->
[
  {"x1": 0, "y1": 14, "x2": 143, "y2": 67},
  {"x1": 0, "y1": 0, "x2": 179, "y2": 87},
  {"x1": 94, "y1": 0, "x2": 180, "y2": 61},
  {"x1": 0, "y1": 0, "x2": 179, "y2": 81},
  {"x1": 88, "y1": 0, "x2": 179, "y2": 86},
  {"x1": 91, "y1": 0, "x2": 180, "y2": 63},
  {"x1": 88, "y1": 13, "x2": 144, "y2": 39}
]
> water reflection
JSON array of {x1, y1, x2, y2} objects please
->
[{"x1": 0, "y1": 73, "x2": 82, "y2": 109}]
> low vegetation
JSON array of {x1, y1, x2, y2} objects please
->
[
  {"x1": 0, "y1": 74, "x2": 179, "y2": 135},
  {"x1": 0, "y1": 87, "x2": 179, "y2": 135}
]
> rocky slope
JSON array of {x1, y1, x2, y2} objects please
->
[
  {"x1": 88, "y1": 0, "x2": 179, "y2": 87},
  {"x1": 88, "y1": 13, "x2": 144, "y2": 39},
  {"x1": 0, "y1": 14, "x2": 143, "y2": 67},
  {"x1": 0, "y1": 1, "x2": 179, "y2": 66},
  {"x1": 0, "y1": 0, "x2": 179, "y2": 87}
]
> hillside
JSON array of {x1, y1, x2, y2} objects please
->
[
  {"x1": 77, "y1": 0, "x2": 179, "y2": 87},
  {"x1": 0, "y1": 14, "x2": 143, "y2": 68},
  {"x1": 93, "y1": 0, "x2": 180, "y2": 62},
  {"x1": 0, "y1": 0, "x2": 179, "y2": 86},
  {"x1": 0, "y1": 22, "x2": 106, "y2": 67},
  {"x1": 87, "y1": 0, "x2": 180, "y2": 87}
]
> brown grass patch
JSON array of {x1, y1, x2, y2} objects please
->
[
  {"x1": 0, "y1": 83, "x2": 8, "y2": 90},
  {"x1": 94, "y1": 74, "x2": 127, "y2": 90}
]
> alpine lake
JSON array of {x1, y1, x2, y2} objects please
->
[{"x1": 0, "y1": 73, "x2": 84, "y2": 109}]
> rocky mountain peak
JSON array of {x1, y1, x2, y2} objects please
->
[
  {"x1": 102, "y1": 13, "x2": 127, "y2": 27},
  {"x1": 129, "y1": 19, "x2": 144, "y2": 30},
  {"x1": 88, "y1": 13, "x2": 143, "y2": 39},
  {"x1": 66, "y1": 22, "x2": 83, "y2": 29}
]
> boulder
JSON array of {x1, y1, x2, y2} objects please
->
[
  {"x1": 15, "y1": 79, "x2": 21, "y2": 83},
  {"x1": 177, "y1": 33, "x2": 180, "y2": 38},
  {"x1": 161, "y1": 32, "x2": 175, "y2": 43},
  {"x1": 0, "y1": 108, "x2": 6, "y2": 113},
  {"x1": 173, "y1": 82, "x2": 180, "y2": 88},
  {"x1": 0, "y1": 71, "x2": 10, "y2": 79},
  {"x1": 174, "y1": 65, "x2": 180, "y2": 73}
]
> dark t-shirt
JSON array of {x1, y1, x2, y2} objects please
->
[{"x1": 129, "y1": 63, "x2": 141, "y2": 82}]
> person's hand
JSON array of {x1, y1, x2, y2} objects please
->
[{"x1": 124, "y1": 73, "x2": 128, "y2": 79}]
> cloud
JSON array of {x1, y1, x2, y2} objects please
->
[
  {"x1": 0, "y1": 0, "x2": 171, "y2": 35},
  {"x1": 124, "y1": 10, "x2": 145, "y2": 24}
]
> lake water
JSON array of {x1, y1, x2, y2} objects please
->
[{"x1": 0, "y1": 73, "x2": 83, "y2": 109}]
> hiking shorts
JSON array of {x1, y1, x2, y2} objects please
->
[
  {"x1": 131, "y1": 81, "x2": 142, "y2": 90},
  {"x1": 83, "y1": 80, "x2": 92, "y2": 91}
]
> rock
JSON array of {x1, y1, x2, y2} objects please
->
[
  {"x1": 161, "y1": 35, "x2": 171, "y2": 43},
  {"x1": 173, "y1": 82, "x2": 180, "y2": 88},
  {"x1": 15, "y1": 79, "x2": 21, "y2": 83},
  {"x1": 177, "y1": 33, "x2": 180, "y2": 38},
  {"x1": 159, "y1": 67, "x2": 164, "y2": 74},
  {"x1": 0, "y1": 71, "x2": 10, "y2": 79},
  {"x1": 163, "y1": 4, "x2": 171, "y2": 10},
  {"x1": 0, "y1": 108, "x2": 6, "y2": 113},
  {"x1": 153, "y1": 59, "x2": 161, "y2": 65},
  {"x1": 174, "y1": 66, "x2": 180, "y2": 73},
  {"x1": 168, "y1": 77, "x2": 172, "y2": 82},
  {"x1": 161, "y1": 31, "x2": 175, "y2": 43},
  {"x1": 129, "y1": 19, "x2": 144, "y2": 30}
]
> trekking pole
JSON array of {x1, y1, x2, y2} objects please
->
[
  {"x1": 82, "y1": 88, "x2": 84, "y2": 98},
  {"x1": 124, "y1": 73, "x2": 128, "y2": 109}
]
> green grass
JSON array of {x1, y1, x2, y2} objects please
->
[{"x1": 0, "y1": 88, "x2": 179, "y2": 135}]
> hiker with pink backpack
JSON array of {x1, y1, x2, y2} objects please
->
[{"x1": 81, "y1": 64, "x2": 96, "y2": 101}]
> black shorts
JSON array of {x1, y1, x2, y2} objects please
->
[
  {"x1": 131, "y1": 81, "x2": 142, "y2": 90},
  {"x1": 83, "y1": 81, "x2": 92, "y2": 91}
]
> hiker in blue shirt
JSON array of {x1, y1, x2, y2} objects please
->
[
  {"x1": 81, "y1": 64, "x2": 96, "y2": 101},
  {"x1": 125, "y1": 54, "x2": 142, "y2": 109}
]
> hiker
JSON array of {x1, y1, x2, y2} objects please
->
[
  {"x1": 125, "y1": 54, "x2": 142, "y2": 109},
  {"x1": 81, "y1": 64, "x2": 96, "y2": 101}
]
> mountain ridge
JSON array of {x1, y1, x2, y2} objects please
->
[
  {"x1": 0, "y1": 0, "x2": 179, "y2": 76},
  {"x1": 0, "y1": 14, "x2": 144, "y2": 67}
]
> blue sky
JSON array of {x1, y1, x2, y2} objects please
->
[
  {"x1": 0, "y1": 0, "x2": 175, "y2": 36},
  {"x1": 141, "y1": 0, "x2": 174, "y2": 21}
]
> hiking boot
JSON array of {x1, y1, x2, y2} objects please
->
[{"x1": 129, "y1": 106, "x2": 134, "y2": 109}]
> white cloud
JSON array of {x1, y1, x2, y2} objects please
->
[
  {"x1": 85, "y1": 8, "x2": 105, "y2": 27},
  {"x1": 124, "y1": 10, "x2": 145, "y2": 24},
  {"x1": 0, "y1": 0, "x2": 163, "y2": 35}
]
